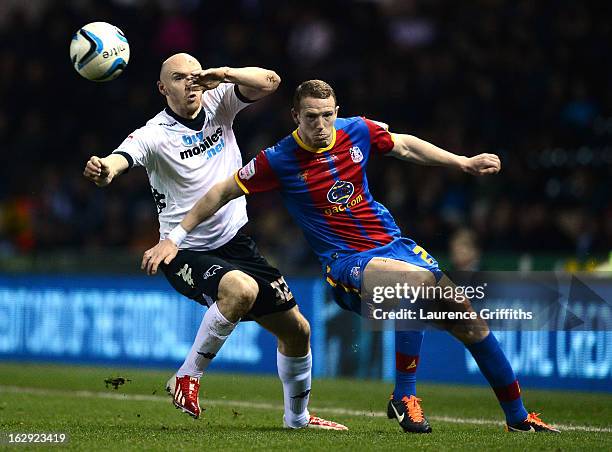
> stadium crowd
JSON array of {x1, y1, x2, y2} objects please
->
[{"x1": 1, "y1": 0, "x2": 610, "y2": 272}]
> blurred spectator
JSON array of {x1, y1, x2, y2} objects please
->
[
  {"x1": 287, "y1": 12, "x2": 334, "y2": 65},
  {"x1": 1, "y1": 0, "x2": 610, "y2": 272},
  {"x1": 449, "y1": 228, "x2": 482, "y2": 271},
  {"x1": 154, "y1": 14, "x2": 197, "y2": 55}
]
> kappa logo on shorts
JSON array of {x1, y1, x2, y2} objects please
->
[
  {"x1": 350, "y1": 266, "x2": 361, "y2": 280},
  {"x1": 176, "y1": 264, "x2": 195, "y2": 288},
  {"x1": 203, "y1": 264, "x2": 223, "y2": 280},
  {"x1": 239, "y1": 159, "x2": 256, "y2": 180},
  {"x1": 349, "y1": 146, "x2": 363, "y2": 163}
]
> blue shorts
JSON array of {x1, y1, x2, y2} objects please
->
[{"x1": 324, "y1": 237, "x2": 443, "y2": 314}]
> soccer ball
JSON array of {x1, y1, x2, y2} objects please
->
[{"x1": 70, "y1": 22, "x2": 130, "y2": 82}]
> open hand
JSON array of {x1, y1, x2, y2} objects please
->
[
  {"x1": 141, "y1": 239, "x2": 178, "y2": 275},
  {"x1": 186, "y1": 67, "x2": 229, "y2": 91}
]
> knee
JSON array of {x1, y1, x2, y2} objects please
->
[
  {"x1": 450, "y1": 321, "x2": 489, "y2": 345},
  {"x1": 218, "y1": 271, "x2": 259, "y2": 310}
]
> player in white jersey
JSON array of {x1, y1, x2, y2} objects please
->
[{"x1": 83, "y1": 53, "x2": 346, "y2": 430}]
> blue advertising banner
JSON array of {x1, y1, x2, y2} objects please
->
[
  {"x1": 1, "y1": 274, "x2": 610, "y2": 392},
  {"x1": 0, "y1": 275, "x2": 314, "y2": 374}
]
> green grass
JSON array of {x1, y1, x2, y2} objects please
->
[{"x1": 0, "y1": 362, "x2": 610, "y2": 451}]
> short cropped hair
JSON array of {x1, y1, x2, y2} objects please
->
[{"x1": 293, "y1": 80, "x2": 337, "y2": 110}]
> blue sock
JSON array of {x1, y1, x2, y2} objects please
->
[
  {"x1": 466, "y1": 332, "x2": 528, "y2": 424},
  {"x1": 393, "y1": 330, "x2": 423, "y2": 399}
]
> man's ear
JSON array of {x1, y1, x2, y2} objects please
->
[
  {"x1": 157, "y1": 81, "x2": 167, "y2": 96},
  {"x1": 291, "y1": 108, "x2": 299, "y2": 125},
  {"x1": 335, "y1": 105, "x2": 340, "y2": 116}
]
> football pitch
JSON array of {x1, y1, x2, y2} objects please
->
[{"x1": 0, "y1": 363, "x2": 610, "y2": 451}]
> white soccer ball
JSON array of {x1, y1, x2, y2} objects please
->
[{"x1": 70, "y1": 22, "x2": 130, "y2": 82}]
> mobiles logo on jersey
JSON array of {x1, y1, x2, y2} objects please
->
[
  {"x1": 324, "y1": 180, "x2": 364, "y2": 216},
  {"x1": 179, "y1": 127, "x2": 224, "y2": 161}
]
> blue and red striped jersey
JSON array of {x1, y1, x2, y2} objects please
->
[{"x1": 235, "y1": 116, "x2": 402, "y2": 266}]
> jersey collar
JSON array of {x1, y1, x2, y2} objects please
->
[
  {"x1": 164, "y1": 106, "x2": 206, "y2": 131},
  {"x1": 292, "y1": 128, "x2": 336, "y2": 153}
]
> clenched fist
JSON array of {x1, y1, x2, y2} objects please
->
[
  {"x1": 461, "y1": 153, "x2": 501, "y2": 176},
  {"x1": 83, "y1": 156, "x2": 114, "y2": 187}
]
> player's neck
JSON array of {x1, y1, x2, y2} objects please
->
[
  {"x1": 167, "y1": 102, "x2": 202, "y2": 120},
  {"x1": 295, "y1": 128, "x2": 335, "y2": 152},
  {"x1": 165, "y1": 104, "x2": 206, "y2": 131}
]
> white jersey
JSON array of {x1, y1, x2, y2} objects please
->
[{"x1": 113, "y1": 83, "x2": 251, "y2": 250}]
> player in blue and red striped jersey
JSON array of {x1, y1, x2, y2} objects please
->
[{"x1": 144, "y1": 80, "x2": 559, "y2": 434}]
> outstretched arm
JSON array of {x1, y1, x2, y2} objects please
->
[
  {"x1": 182, "y1": 175, "x2": 244, "y2": 232},
  {"x1": 188, "y1": 66, "x2": 281, "y2": 101},
  {"x1": 141, "y1": 175, "x2": 244, "y2": 275},
  {"x1": 83, "y1": 154, "x2": 130, "y2": 187},
  {"x1": 388, "y1": 133, "x2": 501, "y2": 176}
]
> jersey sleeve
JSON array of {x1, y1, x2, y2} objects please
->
[
  {"x1": 234, "y1": 150, "x2": 280, "y2": 194},
  {"x1": 363, "y1": 117, "x2": 395, "y2": 155},
  {"x1": 112, "y1": 126, "x2": 153, "y2": 168},
  {"x1": 203, "y1": 83, "x2": 254, "y2": 124}
]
